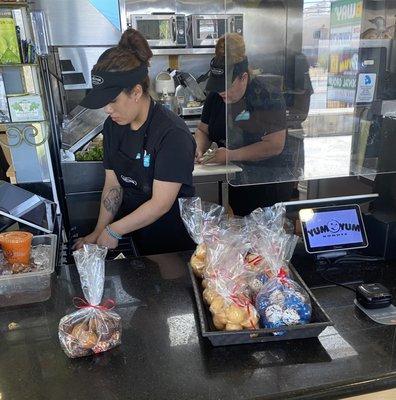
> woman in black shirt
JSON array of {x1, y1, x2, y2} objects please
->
[
  {"x1": 74, "y1": 29, "x2": 195, "y2": 255},
  {"x1": 195, "y1": 34, "x2": 294, "y2": 216}
]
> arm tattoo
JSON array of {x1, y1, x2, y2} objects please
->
[{"x1": 103, "y1": 186, "x2": 123, "y2": 216}]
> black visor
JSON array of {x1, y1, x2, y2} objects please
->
[
  {"x1": 80, "y1": 63, "x2": 149, "y2": 109},
  {"x1": 205, "y1": 57, "x2": 249, "y2": 93}
]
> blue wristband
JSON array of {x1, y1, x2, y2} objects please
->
[{"x1": 105, "y1": 225, "x2": 123, "y2": 240}]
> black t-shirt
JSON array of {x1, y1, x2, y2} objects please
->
[
  {"x1": 201, "y1": 92, "x2": 227, "y2": 147},
  {"x1": 201, "y1": 79, "x2": 296, "y2": 184},
  {"x1": 103, "y1": 101, "x2": 196, "y2": 198},
  {"x1": 201, "y1": 82, "x2": 286, "y2": 149}
]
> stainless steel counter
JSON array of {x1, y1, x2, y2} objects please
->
[{"x1": 61, "y1": 161, "x2": 241, "y2": 235}]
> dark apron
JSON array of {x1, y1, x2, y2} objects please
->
[{"x1": 113, "y1": 101, "x2": 194, "y2": 256}]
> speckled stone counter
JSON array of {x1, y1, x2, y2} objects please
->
[{"x1": 1, "y1": 252, "x2": 396, "y2": 400}]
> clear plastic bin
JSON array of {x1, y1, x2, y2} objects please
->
[{"x1": 0, "y1": 234, "x2": 57, "y2": 307}]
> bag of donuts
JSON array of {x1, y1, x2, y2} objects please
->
[
  {"x1": 247, "y1": 227, "x2": 299, "y2": 300},
  {"x1": 178, "y1": 197, "x2": 225, "y2": 278},
  {"x1": 255, "y1": 267, "x2": 312, "y2": 331},
  {"x1": 253, "y1": 229, "x2": 311, "y2": 331},
  {"x1": 59, "y1": 244, "x2": 122, "y2": 358},
  {"x1": 244, "y1": 205, "x2": 286, "y2": 273},
  {"x1": 243, "y1": 205, "x2": 298, "y2": 299},
  {"x1": 202, "y1": 232, "x2": 259, "y2": 331}
]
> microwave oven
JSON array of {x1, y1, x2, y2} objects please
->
[
  {"x1": 129, "y1": 14, "x2": 187, "y2": 47},
  {"x1": 187, "y1": 14, "x2": 243, "y2": 47}
]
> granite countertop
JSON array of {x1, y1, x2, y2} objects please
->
[{"x1": 1, "y1": 252, "x2": 396, "y2": 400}]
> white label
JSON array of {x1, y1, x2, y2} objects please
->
[
  {"x1": 355, "y1": 73, "x2": 376, "y2": 103},
  {"x1": 8, "y1": 95, "x2": 45, "y2": 122}
]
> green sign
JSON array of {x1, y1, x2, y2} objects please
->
[
  {"x1": 328, "y1": 75, "x2": 357, "y2": 89},
  {"x1": 331, "y1": 0, "x2": 363, "y2": 27}
]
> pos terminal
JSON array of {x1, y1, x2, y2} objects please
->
[
  {"x1": 299, "y1": 204, "x2": 368, "y2": 255},
  {"x1": 299, "y1": 203, "x2": 393, "y2": 317}
]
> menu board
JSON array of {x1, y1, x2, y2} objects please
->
[{"x1": 327, "y1": 0, "x2": 363, "y2": 107}]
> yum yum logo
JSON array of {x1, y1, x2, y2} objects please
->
[{"x1": 308, "y1": 219, "x2": 361, "y2": 237}]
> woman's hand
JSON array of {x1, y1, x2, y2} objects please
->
[
  {"x1": 194, "y1": 122, "x2": 211, "y2": 164},
  {"x1": 200, "y1": 147, "x2": 228, "y2": 165},
  {"x1": 96, "y1": 227, "x2": 119, "y2": 249},
  {"x1": 72, "y1": 231, "x2": 101, "y2": 250},
  {"x1": 195, "y1": 147, "x2": 204, "y2": 163}
]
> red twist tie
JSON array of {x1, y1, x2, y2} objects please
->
[
  {"x1": 230, "y1": 293, "x2": 250, "y2": 308},
  {"x1": 73, "y1": 297, "x2": 116, "y2": 311},
  {"x1": 252, "y1": 256, "x2": 263, "y2": 266},
  {"x1": 231, "y1": 282, "x2": 241, "y2": 296},
  {"x1": 229, "y1": 294, "x2": 242, "y2": 307},
  {"x1": 277, "y1": 267, "x2": 289, "y2": 286},
  {"x1": 230, "y1": 294, "x2": 256, "y2": 329}
]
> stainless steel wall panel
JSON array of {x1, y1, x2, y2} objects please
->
[
  {"x1": 125, "y1": 0, "x2": 176, "y2": 14},
  {"x1": 32, "y1": 0, "x2": 121, "y2": 46},
  {"x1": 125, "y1": 0, "x2": 225, "y2": 17},
  {"x1": 176, "y1": 0, "x2": 225, "y2": 14},
  {"x1": 59, "y1": 47, "x2": 111, "y2": 90},
  {"x1": 230, "y1": 1, "x2": 287, "y2": 64},
  {"x1": 61, "y1": 161, "x2": 105, "y2": 194},
  {"x1": 177, "y1": 54, "x2": 213, "y2": 80}
]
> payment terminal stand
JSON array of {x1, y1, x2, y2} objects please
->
[
  {"x1": 283, "y1": 193, "x2": 379, "y2": 287},
  {"x1": 298, "y1": 203, "x2": 375, "y2": 281},
  {"x1": 282, "y1": 195, "x2": 382, "y2": 285},
  {"x1": 286, "y1": 196, "x2": 396, "y2": 324}
]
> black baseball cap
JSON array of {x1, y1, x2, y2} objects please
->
[
  {"x1": 205, "y1": 56, "x2": 249, "y2": 93},
  {"x1": 80, "y1": 63, "x2": 148, "y2": 109}
]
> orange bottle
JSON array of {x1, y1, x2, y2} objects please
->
[{"x1": 0, "y1": 231, "x2": 33, "y2": 265}]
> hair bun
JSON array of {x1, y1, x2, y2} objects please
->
[
  {"x1": 216, "y1": 33, "x2": 246, "y2": 64},
  {"x1": 119, "y1": 28, "x2": 153, "y2": 65}
]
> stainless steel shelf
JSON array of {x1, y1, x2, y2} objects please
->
[
  {"x1": 152, "y1": 48, "x2": 215, "y2": 56},
  {"x1": 0, "y1": 1, "x2": 28, "y2": 7},
  {"x1": 0, "y1": 120, "x2": 47, "y2": 125},
  {"x1": 0, "y1": 63, "x2": 38, "y2": 67}
]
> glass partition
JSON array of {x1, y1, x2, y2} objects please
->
[{"x1": 225, "y1": 0, "x2": 396, "y2": 188}]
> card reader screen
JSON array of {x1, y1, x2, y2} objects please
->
[{"x1": 300, "y1": 205, "x2": 368, "y2": 253}]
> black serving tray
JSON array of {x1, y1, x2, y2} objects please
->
[{"x1": 189, "y1": 264, "x2": 333, "y2": 346}]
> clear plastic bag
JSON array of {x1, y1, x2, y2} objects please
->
[
  {"x1": 244, "y1": 205, "x2": 286, "y2": 273},
  {"x1": 248, "y1": 204, "x2": 287, "y2": 232},
  {"x1": 244, "y1": 206, "x2": 310, "y2": 330},
  {"x1": 255, "y1": 269, "x2": 312, "y2": 329},
  {"x1": 247, "y1": 230, "x2": 298, "y2": 295},
  {"x1": 244, "y1": 205, "x2": 298, "y2": 298},
  {"x1": 179, "y1": 197, "x2": 226, "y2": 245},
  {"x1": 203, "y1": 233, "x2": 259, "y2": 331},
  {"x1": 59, "y1": 244, "x2": 122, "y2": 358},
  {"x1": 179, "y1": 197, "x2": 226, "y2": 277},
  {"x1": 209, "y1": 292, "x2": 259, "y2": 331}
]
